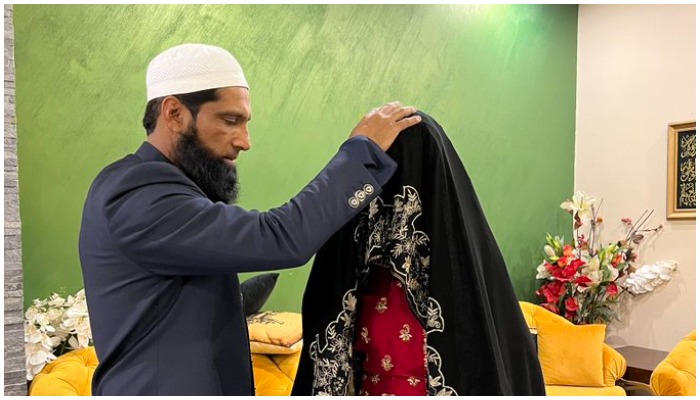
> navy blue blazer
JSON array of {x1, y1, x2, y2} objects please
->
[{"x1": 78, "y1": 137, "x2": 396, "y2": 395}]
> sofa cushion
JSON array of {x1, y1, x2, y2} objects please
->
[
  {"x1": 29, "y1": 347, "x2": 98, "y2": 396},
  {"x1": 537, "y1": 319, "x2": 606, "y2": 387},
  {"x1": 241, "y1": 273, "x2": 279, "y2": 316},
  {"x1": 546, "y1": 384, "x2": 626, "y2": 396},
  {"x1": 247, "y1": 311, "x2": 302, "y2": 348},
  {"x1": 650, "y1": 329, "x2": 696, "y2": 396},
  {"x1": 251, "y1": 339, "x2": 303, "y2": 355}
]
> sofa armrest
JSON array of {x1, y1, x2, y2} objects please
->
[
  {"x1": 651, "y1": 362, "x2": 696, "y2": 396},
  {"x1": 603, "y1": 344, "x2": 627, "y2": 386}
]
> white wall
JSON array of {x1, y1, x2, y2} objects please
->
[{"x1": 576, "y1": 4, "x2": 696, "y2": 351}]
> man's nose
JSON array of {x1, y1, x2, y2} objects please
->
[{"x1": 235, "y1": 127, "x2": 251, "y2": 151}]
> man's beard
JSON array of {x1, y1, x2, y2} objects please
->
[{"x1": 174, "y1": 127, "x2": 239, "y2": 204}]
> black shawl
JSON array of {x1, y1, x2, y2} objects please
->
[{"x1": 292, "y1": 112, "x2": 545, "y2": 396}]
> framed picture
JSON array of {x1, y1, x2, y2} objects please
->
[{"x1": 667, "y1": 120, "x2": 696, "y2": 219}]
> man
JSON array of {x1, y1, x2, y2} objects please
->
[{"x1": 78, "y1": 43, "x2": 421, "y2": 395}]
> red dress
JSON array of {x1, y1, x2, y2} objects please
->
[{"x1": 354, "y1": 267, "x2": 428, "y2": 396}]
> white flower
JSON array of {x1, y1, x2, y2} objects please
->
[
  {"x1": 24, "y1": 287, "x2": 94, "y2": 380},
  {"x1": 544, "y1": 245, "x2": 557, "y2": 259},
  {"x1": 24, "y1": 322, "x2": 58, "y2": 380},
  {"x1": 583, "y1": 257, "x2": 600, "y2": 273},
  {"x1": 46, "y1": 308, "x2": 64, "y2": 324},
  {"x1": 586, "y1": 270, "x2": 603, "y2": 286},
  {"x1": 25, "y1": 341, "x2": 56, "y2": 380},
  {"x1": 560, "y1": 191, "x2": 595, "y2": 220},
  {"x1": 536, "y1": 262, "x2": 551, "y2": 279},
  {"x1": 622, "y1": 261, "x2": 678, "y2": 294},
  {"x1": 47, "y1": 293, "x2": 66, "y2": 308}
]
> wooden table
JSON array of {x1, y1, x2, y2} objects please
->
[
  {"x1": 615, "y1": 345, "x2": 669, "y2": 383},
  {"x1": 614, "y1": 345, "x2": 669, "y2": 395}
]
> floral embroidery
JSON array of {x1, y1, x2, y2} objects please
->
[
  {"x1": 402, "y1": 256, "x2": 412, "y2": 272},
  {"x1": 427, "y1": 346, "x2": 457, "y2": 395},
  {"x1": 353, "y1": 186, "x2": 457, "y2": 395},
  {"x1": 399, "y1": 324, "x2": 412, "y2": 342},
  {"x1": 354, "y1": 187, "x2": 436, "y2": 330},
  {"x1": 361, "y1": 327, "x2": 371, "y2": 344},
  {"x1": 381, "y1": 355, "x2": 394, "y2": 372},
  {"x1": 381, "y1": 393, "x2": 395, "y2": 396},
  {"x1": 407, "y1": 377, "x2": 421, "y2": 387},
  {"x1": 308, "y1": 289, "x2": 358, "y2": 395},
  {"x1": 375, "y1": 297, "x2": 388, "y2": 314},
  {"x1": 371, "y1": 374, "x2": 380, "y2": 384}
]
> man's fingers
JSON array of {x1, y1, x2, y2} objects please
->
[
  {"x1": 396, "y1": 114, "x2": 422, "y2": 129},
  {"x1": 393, "y1": 106, "x2": 418, "y2": 120},
  {"x1": 378, "y1": 101, "x2": 401, "y2": 114}
]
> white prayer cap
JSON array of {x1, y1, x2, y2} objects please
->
[{"x1": 146, "y1": 43, "x2": 249, "y2": 101}]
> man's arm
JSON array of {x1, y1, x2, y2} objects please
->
[{"x1": 105, "y1": 136, "x2": 396, "y2": 276}]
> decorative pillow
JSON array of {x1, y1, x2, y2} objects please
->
[
  {"x1": 250, "y1": 340, "x2": 303, "y2": 355},
  {"x1": 537, "y1": 319, "x2": 606, "y2": 387},
  {"x1": 247, "y1": 311, "x2": 302, "y2": 348},
  {"x1": 241, "y1": 273, "x2": 279, "y2": 316}
]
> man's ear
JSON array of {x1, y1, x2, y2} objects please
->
[{"x1": 160, "y1": 96, "x2": 191, "y2": 133}]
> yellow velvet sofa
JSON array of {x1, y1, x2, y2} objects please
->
[
  {"x1": 650, "y1": 329, "x2": 696, "y2": 396},
  {"x1": 520, "y1": 301, "x2": 627, "y2": 396},
  {"x1": 29, "y1": 311, "x2": 303, "y2": 396},
  {"x1": 28, "y1": 346, "x2": 301, "y2": 396}
]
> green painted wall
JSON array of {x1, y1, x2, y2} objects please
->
[{"x1": 15, "y1": 4, "x2": 576, "y2": 311}]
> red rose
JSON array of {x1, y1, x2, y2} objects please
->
[
  {"x1": 565, "y1": 297, "x2": 578, "y2": 312},
  {"x1": 556, "y1": 258, "x2": 584, "y2": 282},
  {"x1": 557, "y1": 256, "x2": 568, "y2": 268},
  {"x1": 537, "y1": 281, "x2": 566, "y2": 303},
  {"x1": 569, "y1": 259, "x2": 586, "y2": 270},
  {"x1": 575, "y1": 275, "x2": 592, "y2": 286},
  {"x1": 606, "y1": 282, "x2": 619, "y2": 298}
]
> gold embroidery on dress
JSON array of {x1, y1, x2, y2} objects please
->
[
  {"x1": 361, "y1": 327, "x2": 371, "y2": 344},
  {"x1": 399, "y1": 324, "x2": 412, "y2": 342},
  {"x1": 381, "y1": 355, "x2": 394, "y2": 371},
  {"x1": 375, "y1": 297, "x2": 388, "y2": 313},
  {"x1": 402, "y1": 256, "x2": 412, "y2": 272},
  {"x1": 371, "y1": 374, "x2": 381, "y2": 384},
  {"x1": 407, "y1": 377, "x2": 421, "y2": 387},
  {"x1": 381, "y1": 394, "x2": 395, "y2": 396}
]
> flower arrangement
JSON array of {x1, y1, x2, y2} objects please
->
[
  {"x1": 535, "y1": 192, "x2": 675, "y2": 325},
  {"x1": 24, "y1": 288, "x2": 92, "y2": 380}
]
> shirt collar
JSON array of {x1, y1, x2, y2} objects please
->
[{"x1": 135, "y1": 141, "x2": 173, "y2": 164}]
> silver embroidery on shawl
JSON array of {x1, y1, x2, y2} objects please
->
[
  {"x1": 308, "y1": 289, "x2": 357, "y2": 396},
  {"x1": 427, "y1": 346, "x2": 457, "y2": 395}
]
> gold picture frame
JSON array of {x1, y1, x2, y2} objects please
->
[{"x1": 667, "y1": 120, "x2": 696, "y2": 219}]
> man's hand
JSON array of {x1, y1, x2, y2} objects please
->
[{"x1": 350, "y1": 102, "x2": 422, "y2": 151}]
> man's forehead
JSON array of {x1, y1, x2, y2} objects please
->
[
  {"x1": 213, "y1": 86, "x2": 249, "y2": 100},
  {"x1": 208, "y1": 87, "x2": 251, "y2": 118}
]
